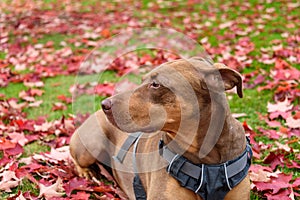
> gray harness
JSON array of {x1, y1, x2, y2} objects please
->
[
  {"x1": 114, "y1": 133, "x2": 252, "y2": 200},
  {"x1": 159, "y1": 139, "x2": 252, "y2": 200},
  {"x1": 113, "y1": 132, "x2": 147, "y2": 199}
]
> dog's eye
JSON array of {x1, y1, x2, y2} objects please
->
[{"x1": 149, "y1": 81, "x2": 160, "y2": 89}]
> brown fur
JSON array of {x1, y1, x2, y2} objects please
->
[{"x1": 70, "y1": 58, "x2": 250, "y2": 200}]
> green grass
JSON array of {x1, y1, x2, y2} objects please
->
[
  {"x1": 74, "y1": 70, "x2": 142, "y2": 114},
  {"x1": 42, "y1": 0, "x2": 57, "y2": 3},
  {"x1": 0, "y1": 70, "x2": 142, "y2": 120},
  {"x1": 0, "y1": 75, "x2": 74, "y2": 120},
  {"x1": 0, "y1": 52, "x2": 6, "y2": 60},
  {"x1": 27, "y1": 75, "x2": 75, "y2": 120},
  {"x1": 0, "y1": 82, "x2": 27, "y2": 98},
  {"x1": 37, "y1": 33, "x2": 74, "y2": 50},
  {"x1": 17, "y1": 178, "x2": 39, "y2": 196},
  {"x1": 0, "y1": 67, "x2": 272, "y2": 128},
  {"x1": 22, "y1": 141, "x2": 51, "y2": 158},
  {"x1": 1, "y1": 177, "x2": 40, "y2": 198},
  {"x1": 228, "y1": 89, "x2": 272, "y2": 130}
]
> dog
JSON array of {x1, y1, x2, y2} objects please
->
[{"x1": 70, "y1": 57, "x2": 252, "y2": 200}]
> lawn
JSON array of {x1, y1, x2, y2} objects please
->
[{"x1": 0, "y1": 0, "x2": 299, "y2": 199}]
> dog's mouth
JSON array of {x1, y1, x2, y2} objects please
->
[{"x1": 102, "y1": 108, "x2": 117, "y2": 126}]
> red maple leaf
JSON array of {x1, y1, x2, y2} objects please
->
[
  {"x1": 63, "y1": 177, "x2": 91, "y2": 196},
  {"x1": 52, "y1": 102, "x2": 67, "y2": 111},
  {"x1": 94, "y1": 83, "x2": 115, "y2": 97},
  {"x1": 57, "y1": 95, "x2": 72, "y2": 104},
  {"x1": 264, "y1": 188, "x2": 292, "y2": 200},
  {"x1": 4, "y1": 144, "x2": 24, "y2": 156},
  {"x1": 0, "y1": 138, "x2": 16, "y2": 150},
  {"x1": 38, "y1": 178, "x2": 64, "y2": 199},
  {"x1": 254, "y1": 173, "x2": 292, "y2": 194},
  {"x1": 70, "y1": 191, "x2": 90, "y2": 200},
  {"x1": 263, "y1": 152, "x2": 285, "y2": 170}
]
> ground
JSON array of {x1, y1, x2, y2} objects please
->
[{"x1": 0, "y1": 0, "x2": 299, "y2": 199}]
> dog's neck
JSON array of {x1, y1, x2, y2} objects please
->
[{"x1": 163, "y1": 95, "x2": 247, "y2": 165}]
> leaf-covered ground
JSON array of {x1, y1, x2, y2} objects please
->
[{"x1": 0, "y1": 0, "x2": 299, "y2": 199}]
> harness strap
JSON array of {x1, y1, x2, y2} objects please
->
[
  {"x1": 160, "y1": 143, "x2": 251, "y2": 179},
  {"x1": 132, "y1": 134, "x2": 147, "y2": 200},
  {"x1": 132, "y1": 133, "x2": 143, "y2": 175},
  {"x1": 160, "y1": 145, "x2": 201, "y2": 179},
  {"x1": 113, "y1": 132, "x2": 143, "y2": 163},
  {"x1": 227, "y1": 144, "x2": 252, "y2": 178},
  {"x1": 113, "y1": 132, "x2": 147, "y2": 200},
  {"x1": 159, "y1": 137, "x2": 253, "y2": 198}
]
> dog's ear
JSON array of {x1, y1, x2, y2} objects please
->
[
  {"x1": 202, "y1": 63, "x2": 243, "y2": 98},
  {"x1": 213, "y1": 63, "x2": 243, "y2": 98}
]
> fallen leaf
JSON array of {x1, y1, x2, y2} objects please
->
[
  {"x1": 8, "y1": 132, "x2": 28, "y2": 146},
  {"x1": 45, "y1": 146, "x2": 71, "y2": 163},
  {"x1": 263, "y1": 152, "x2": 285, "y2": 170},
  {"x1": 23, "y1": 81, "x2": 44, "y2": 88},
  {"x1": 7, "y1": 191, "x2": 27, "y2": 200},
  {"x1": 52, "y1": 102, "x2": 67, "y2": 111},
  {"x1": 274, "y1": 141, "x2": 291, "y2": 152},
  {"x1": 28, "y1": 100, "x2": 43, "y2": 107},
  {"x1": 254, "y1": 173, "x2": 292, "y2": 194},
  {"x1": 57, "y1": 95, "x2": 72, "y2": 104},
  {"x1": 33, "y1": 146, "x2": 70, "y2": 164},
  {"x1": 264, "y1": 188, "x2": 292, "y2": 200},
  {"x1": 70, "y1": 191, "x2": 90, "y2": 200},
  {"x1": 267, "y1": 98, "x2": 293, "y2": 113},
  {"x1": 250, "y1": 168, "x2": 272, "y2": 182},
  {"x1": 4, "y1": 144, "x2": 24, "y2": 156},
  {"x1": 33, "y1": 122, "x2": 52, "y2": 132},
  {"x1": 0, "y1": 170, "x2": 21, "y2": 192},
  {"x1": 94, "y1": 83, "x2": 115, "y2": 97},
  {"x1": 286, "y1": 116, "x2": 300, "y2": 129},
  {"x1": 7, "y1": 99, "x2": 28, "y2": 110},
  {"x1": 29, "y1": 88, "x2": 44, "y2": 96},
  {"x1": 38, "y1": 178, "x2": 64, "y2": 198},
  {"x1": 63, "y1": 177, "x2": 91, "y2": 196},
  {"x1": 0, "y1": 138, "x2": 16, "y2": 150}
]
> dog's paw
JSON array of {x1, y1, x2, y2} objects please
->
[
  {"x1": 75, "y1": 165, "x2": 94, "y2": 179},
  {"x1": 75, "y1": 164, "x2": 103, "y2": 185}
]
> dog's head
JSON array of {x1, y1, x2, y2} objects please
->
[{"x1": 102, "y1": 57, "x2": 243, "y2": 133}]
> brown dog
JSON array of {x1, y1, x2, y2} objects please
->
[{"x1": 70, "y1": 57, "x2": 251, "y2": 200}]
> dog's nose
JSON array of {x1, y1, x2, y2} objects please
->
[{"x1": 101, "y1": 99, "x2": 112, "y2": 111}]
